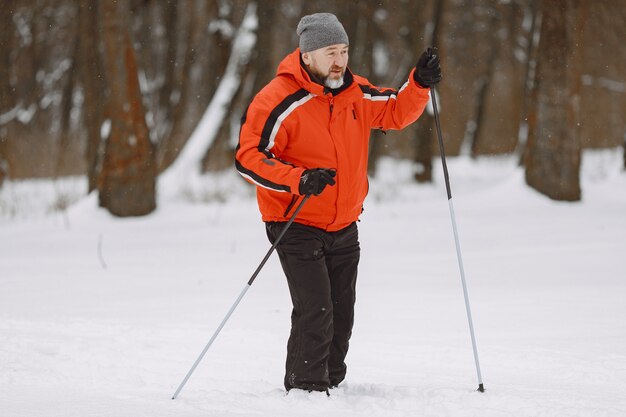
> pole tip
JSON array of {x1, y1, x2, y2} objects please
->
[{"x1": 477, "y1": 383, "x2": 485, "y2": 393}]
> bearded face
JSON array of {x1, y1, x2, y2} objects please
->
[{"x1": 302, "y1": 44, "x2": 349, "y2": 89}]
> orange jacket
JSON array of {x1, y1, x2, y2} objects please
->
[{"x1": 236, "y1": 48, "x2": 430, "y2": 232}]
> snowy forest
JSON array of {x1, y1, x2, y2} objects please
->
[
  {"x1": 2, "y1": 2, "x2": 626, "y2": 416},
  {"x1": 1, "y1": 0, "x2": 625, "y2": 216}
]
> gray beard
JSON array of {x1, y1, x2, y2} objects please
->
[{"x1": 324, "y1": 75, "x2": 344, "y2": 89}]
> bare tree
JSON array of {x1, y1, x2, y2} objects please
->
[
  {"x1": 248, "y1": 0, "x2": 281, "y2": 95},
  {"x1": 132, "y1": 1, "x2": 180, "y2": 171},
  {"x1": 156, "y1": 0, "x2": 230, "y2": 173},
  {"x1": 406, "y1": 0, "x2": 443, "y2": 182},
  {"x1": 77, "y1": 2, "x2": 106, "y2": 192},
  {"x1": 524, "y1": 0, "x2": 586, "y2": 201},
  {"x1": 55, "y1": 12, "x2": 79, "y2": 178},
  {"x1": 0, "y1": 0, "x2": 14, "y2": 183},
  {"x1": 515, "y1": 0, "x2": 540, "y2": 163},
  {"x1": 203, "y1": 0, "x2": 259, "y2": 172},
  {"x1": 98, "y1": 0, "x2": 156, "y2": 216},
  {"x1": 3, "y1": 1, "x2": 47, "y2": 178},
  {"x1": 3, "y1": 0, "x2": 625, "y2": 199},
  {"x1": 577, "y1": 1, "x2": 626, "y2": 156}
]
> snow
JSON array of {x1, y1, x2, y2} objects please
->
[
  {"x1": 581, "y1": 75, "x2": 626, "y2": 94},
  {"x1": 1, "y1": 149, "x2": 626, "y2": 416}
]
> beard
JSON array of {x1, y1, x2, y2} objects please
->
[
  {"x1": 324, "y1": 75, "x2": 344, "y2": 89},
  {"x1": 309, "y1": 65, "x2": 345, "y2": 89},
  {"x1": 323, "y1": 66, "x2": 345, "y2": 89}
]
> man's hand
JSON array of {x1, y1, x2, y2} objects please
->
[
  {"x1": 299, "y1": 168, "x2": 336, "y2": 196},
  {"x1": 414, "y1": 47, "x2": 442, "y2": 88}
]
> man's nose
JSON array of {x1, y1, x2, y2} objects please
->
[{"x1": 333, "y1": 56, "x2": 346, "y2": 67}]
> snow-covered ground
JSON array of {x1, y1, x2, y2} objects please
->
[{"x1": 1, "y1": 150, "x2": 625, "y2": 417}]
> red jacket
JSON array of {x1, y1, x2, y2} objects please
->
[{"x1": 236, "y1": 48, "x2": 430, "y2": 232}]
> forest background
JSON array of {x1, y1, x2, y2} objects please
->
[{"x1": 1, "y1": 0, "x2": 625, "y2": 216}]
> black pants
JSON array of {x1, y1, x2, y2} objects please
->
[{"x1": 266, "y1": 221, "x2": 360, "y2": 392}]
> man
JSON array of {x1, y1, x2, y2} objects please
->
[{"x1": 236, "y1": 12, "x2": 441, "y2": 393}]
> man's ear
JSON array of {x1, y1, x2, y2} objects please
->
[{"x1": 302, "y1": 52, "x2": 311, "y2": 65}]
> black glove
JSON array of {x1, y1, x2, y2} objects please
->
[
  {"x1": 413, "y1": 47, "x2": 442, "y2": 88},
  {"x1": 298, "y1": 168, "x2": 336, "y2": 196}
]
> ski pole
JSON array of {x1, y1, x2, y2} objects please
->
[
  {"x1": 171, "y1": 194, "x2": 311, "y2": 399},
  {"x1": 429, "y1": 64, "x2": 485, "y2": 393}
]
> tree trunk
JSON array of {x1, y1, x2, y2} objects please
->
[
  {"x1": 411, "y1": 0, "x2": 443, "y2": 182},
  {"x1": 98, "y1": 0, "x2": 156, "y2": 216},
  {"x1": 55, "y1": 31, "x2": 78, "y2": 178},
  {"x1": 516, "y1": 0, "x2": 540, "y2": 165},
  {"x1": 524, "y1": 0, "x2": 585, "y2": 201},
  {"x1": 0, "y1": 0, "x2": 14, "y2": 184},
  {"x1": 249, "y1": 0, "x2": 277, "y2": 96},
  {"x1": 578, "y1": 2, "x2": 626, "y2": 151},
  {"x1": 78, "y1": 2, "x2": 106, "y2": 192},
  {"x1": 156, "y1": 0, "x2": 220, "y2": 173},
  {"x1": 469, "y1": 3, "x2": 501, "y2": 157},
  {"x1": 204, "y1": 1, "x2": 264, "y2": 173}
]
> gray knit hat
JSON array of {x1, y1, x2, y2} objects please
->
[{"x1": 296, "y1": 13, "x2": 349, "y2": 53}]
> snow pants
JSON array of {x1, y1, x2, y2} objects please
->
[{"x1": 266, "y1": 221, "x2": 360, "y2": 392}]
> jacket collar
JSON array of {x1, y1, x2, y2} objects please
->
[{"x1": 277, "y1": 48, "x2": 355, "y2": 97}]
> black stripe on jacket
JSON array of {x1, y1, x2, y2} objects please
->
[
  {"x1": 259, "y1": 88, "x2": 310, "y2": 151},
  {"x1": 235, "y1": 160, "x2": 292, "y2": 193},
  {"x1": 359, "y1": 84, "x2": 397, "y2": 97},
  {"x1": 235, "y1": 89, "x2": 310, "y2": 193}
]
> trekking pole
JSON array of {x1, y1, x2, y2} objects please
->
[
  {"x1": 429, "y1": 63, "x2": 485, "y2": 393},
  {"x1": 171, "y1": 194, "x2": 311, "y2": 399}
]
